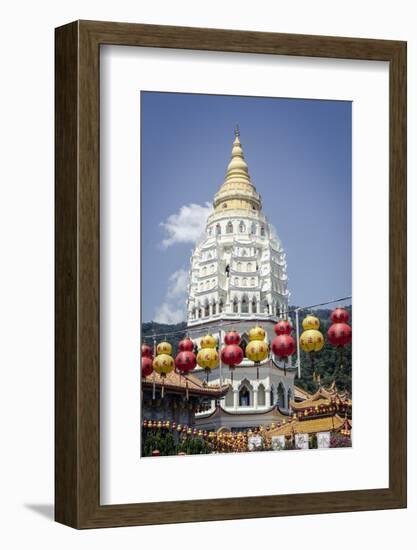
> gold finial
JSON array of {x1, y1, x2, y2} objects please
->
[{"x1": 235, "y1": 124, "x2": 240, "y2": 137}]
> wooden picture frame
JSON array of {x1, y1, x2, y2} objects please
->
[{"x1": 55, "y1": 20, "x2": 407, "y2": 528}]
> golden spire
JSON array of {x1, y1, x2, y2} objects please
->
[{"x1": 213, "y1": 128, "x2": 262, "y2": 212}]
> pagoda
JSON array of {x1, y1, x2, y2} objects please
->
[{"x1": 187, "y1": 128, "x2": 296, "y2": 431}]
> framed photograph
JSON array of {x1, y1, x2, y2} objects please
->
[{"x1": 55, "y1": 20, "x2": 406, "y2": 528}]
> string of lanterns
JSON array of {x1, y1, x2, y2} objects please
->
[{"x1": 141, "y1": 307, "x2": 351, "y2": 387}]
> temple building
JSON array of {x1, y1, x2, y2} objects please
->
[
  {"x1": 142, "y1": 370, "x2": 229, "y2": 425},
  {"x1": 186, "y1": 128, "x2": 296, "y2": 430}
]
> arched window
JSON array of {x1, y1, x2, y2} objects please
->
[
  {"x1": 251, "y1": 298, "x2": 257, "y2": 313},
  {"x1": 219, "y1": 300, "x2": 224, "y2": 313},
  {"x1": 239, "y1": 221, "x2": 245, "y2": 233},
  {"x1": 204, "y1": 301, "x2": 209, "y2": 317},
  {"x1": 233, "y1": 298, "x2": 238, "y2": 313},
  {"x1": 277, "y1": 384, "x2": 285, "y2": 409},
  {"x1": 202, "y1": 266, "x2": 207, "y2": 276},
  {"x1": 247, "y1": 262, "x2": 252, "y2": 272},
  {"x1": 242, "y1": 249, "x2": 247, "y2": 256},
  {"x1": 260, "y1": 225, "x2": 265, "y2": 237},
  {"x1": 234, "y1": 277, "x2": 239, "y2": 286},
  {"x1": 237, "y1": 261, "x2": 242, "y2": 272},
  {"x1": 241, "y1": 295, "x2": 249, "y2": 313},
  {"x1": 270, "y1": 385, "x2": 275, "y2": 406},
  {"x1": 250, "y1": 277, "x2": 255, "y2": 287},
  {"x1": 226, "y1": 221, "x2": 233, "y2": 234},
  {"x1": 205, "y1": 280, "x2": 209, "y2": 289},
  {"x1": 210, "y1": 264, "x2": 215, "y2": 273},
  {"x1": 257, "y1": 384, "x2": 266, "y2": 406},
  {"x1": 239, "y1": 386, "x2": 251, "y2": 407},
  {"x1": 225, "y1": 388, "x2": 234, "y2": 407},
  {"x1": 251, "y1": 222, "x2": 256, "y2": 234},
  {"x1": 212, "y1": 302, "x2": 217, "y2": 315},
  {"x1": 216, "y1": 224, "x2": 221, "y2": 235},
  {"x1": 242, "y1": 277, "x2": 247, "y2": 287},
  {"x1": 211, "y1": 279, "x2": 215, "y2": 287}
]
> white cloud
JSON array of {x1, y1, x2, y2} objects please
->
[
  {"x1": 154, "y1": 268, "x2": 189, "y2": 324},
  {"x1": 167, "y1": 268, "x2": 188, "y2": 298},
  {"x1": 154, "y1": 302, "x2": 185, "y2": 325},
  {"x1": 159, "y1": 202, "x2": 212, "y2": 248}
]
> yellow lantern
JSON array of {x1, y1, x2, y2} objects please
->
[
  {"x1": 245, "y1": 340, "x2": 268, "y2": 362},
  {"x1": 302, "y1": 315, "x2": 320, "y2": 330},
  {"x1": 299, "y1": 315, "x2": 324, "y2": 383},
  {"x1": 246, "y1": 326, "x2": 269, "y2": 379},
  {"x1": 153, "y1": 341, "x2": 174, "y2": 397},
  {"x1": 156, "y1": 341, "x2": 172, "y2": 355},
  {"x1": 300, "y1": 329, "x2": 324, "y2": 352},
  {"x1": 200, "y1": 334, "x2": 217, "y2": 349},
  {"x1": 197, "y1": 335, "x2": 219, "y2": 383},
  {"x1": 249, "y1": 326, "x2": 266, "y2": 341}
]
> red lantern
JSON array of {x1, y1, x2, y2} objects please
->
[
  {"x1": 141, "y1": 343, "x2": 153, "y2": 358},
  {"x1": 274, "y1": 320, "x2": 292, "y2": 335},
  {"x1": 178, "y1": 336, "x2": 194, "y2": 352},
  {"x1": 175, "y1": 348, "x2": 196, "y2": 399},
  {"x1": 328, "y1": 323, "x2": 352, "y2": 347},
  {"x1": 175, "y1": 350, "x2": 196, "y2": 374},
  {"x1": 221, "y1": 345, "x2": 244, "y2": 367},
  {"x1": 331, "y1": 308, "x2": 349, "y2": 324},
  {"x1": 221, "y1": 332, "x2": 243, "y2": 381},
  {"x1": 141, "y1": 356, "x2": 153, "y2": 378},
  {"x1": 328, "y1": 308, "x2": 352, "y2": 371},
  {"x1": 224, "y1": 331, "x2": 240, "y2": 345},
  {"x1": 272, "y1": 334, "x2": 296, "y2": 375}
]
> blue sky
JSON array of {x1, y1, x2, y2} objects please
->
[{"x1": 141, "y1": 92, "x2": 352, "y2": 323}]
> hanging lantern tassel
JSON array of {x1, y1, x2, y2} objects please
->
[
  {"x1": 161, "y1": 373, "x2": 165, "y2": 398},
  {"x1": 185, "y1": 376, "x2": 189, "y2": 400},
  {"x1": 152, "y1": 370, "x2": 156, "y2": 400},
  {"x1": 256, "y1": 361, "x2": 260, "y2": 380},
  {"x1": 339, "y1": 346, "x2": 344, "y2": 370}
]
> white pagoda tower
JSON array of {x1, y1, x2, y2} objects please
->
[{"x1": 187, "y1": 128, "x2": 296, "y2": 431}]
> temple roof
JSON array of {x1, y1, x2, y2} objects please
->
[
  {"x1": 196, "y1": 404, "x2": 289, "y2": 420},
  {"x1": 293, "y1": 385, "x2": 313, "y2": 402},
  {"x1": 142, "y1": 370, "x2": 229, "y2": 398},
  {"x1": 290, "y1": 382, "x2": 351, "y2": 410},
  {"x1": 267, "y1": 414, "x2": 352, "y2": 437}
]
